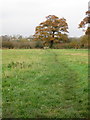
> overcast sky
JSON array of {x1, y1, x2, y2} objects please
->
[{"x1": 0, "y1": 0, "x2": 89, "y2": 37}]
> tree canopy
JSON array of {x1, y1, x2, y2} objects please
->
[
  {"x1": 79, "y1": 9, "x2": 90, "y2": 35},
  {"x1": 34, "y1": 15, "x2": 68, "y2": 48}
]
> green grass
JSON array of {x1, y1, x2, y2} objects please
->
[
  {"x1": 2, "y1": 49, "x2": 88, "y2": 118},
  {"x1": 0, "y1": 49, "x2": 2, "y2": 118}
]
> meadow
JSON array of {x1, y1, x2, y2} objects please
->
[{"x1": 2, "y1": 49, "x2": 88, "y2": 118}]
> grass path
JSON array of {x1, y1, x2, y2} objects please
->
[{"x1": 2, "y1": 49, "x2": 88, "y2": 118}]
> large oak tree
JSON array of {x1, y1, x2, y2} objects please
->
[{"x1": 34, "y1": 15, "x2": 68, "y2": 48}]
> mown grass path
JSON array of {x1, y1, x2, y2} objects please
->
[{"x1": 2, "y1": 49, "x2": 88, "y2": 118}]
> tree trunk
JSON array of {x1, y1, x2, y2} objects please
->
[
  {"x1": 50, "y1": 40, "x2": 53, "y2": 48},
  {"x1": 49, "y1": 31, "x2": 55, "y2": 48}
]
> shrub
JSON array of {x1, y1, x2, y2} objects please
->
[
  {"x1": 2, "y1": 41, "x2": 14, "y2": 49},
  {"x1": 69, "y1": 41, "x2": 80, "y2": 49},
  {"x1": 0, "y1": 37, "x2": 2, "y2": 48},
  {"x1": 79, "y1": 35, "x2": 88, "y2": 48},
  {"x1": 53, "y1": 43, "x2": 71, "y2": 49},
  {"x1": 35, "y1": 41, "x2": 44, "y2": 48}
]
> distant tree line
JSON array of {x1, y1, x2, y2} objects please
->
[{"x1": 0, "y1": 34, "x2": 88, "y2": 49}]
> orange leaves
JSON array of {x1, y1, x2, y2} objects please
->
[
  {"x1": 85, "y1": 27, "x2": 90, "y2": 35},
  {"x1": 34, "y1": 15, "x2": 68, "y2": 44},
  {"x1": 79, "y1": 21, "x2": 85, "y2": 28},
  {"x1": 46, "y1": 15, "x2": 59, "y2": 20},
  {"x1": 79, "y1": 17, "x2": 90, "y2": 27},
  {"x1": 86, "y1": 10, "x2": 90, "y2": 15},
  {"x1": 79, "y1": 7, "x2": 90, "y2": 35}
]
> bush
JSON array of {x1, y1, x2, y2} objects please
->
[
  {"x1": 2, "y1": 40, "x2": 43, "y2": 49},
  {"x1": 2, "y1": 41, "x2": 14, "y2": 49},
  {"x1": 35, "y1": 41, "x2": 44, "y2": 48},
  {"x1": 79, "y1": 35, "x2": 88, "y2": 48},
  {"x1": 0, "y1": 37, "x2": 2, "y2": 48},
  {"x1": 53, "y1": 43, "x2": 71, "y2": 49},
  {"x1": 69, "y1": 41, "x2": 80, "y2": 49}
]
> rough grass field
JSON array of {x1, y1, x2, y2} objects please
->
[{"x1": 2, "y1": 49, "x2": 88, "y2": 118}]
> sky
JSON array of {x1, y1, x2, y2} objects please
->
[{"x1": 0, "y1": 0, "x2": 89, "y2": 37}]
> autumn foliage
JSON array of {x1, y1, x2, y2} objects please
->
[
  {"x1": 79, "y1": 10, "x2": 90, "y2": 35},
  {"x1": 34, "y1": 15, "x2": 68, "y2": 48}
]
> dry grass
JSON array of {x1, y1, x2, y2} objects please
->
[{"x1": 64, "y1": 53, "x2": 88, "y2": 57}]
